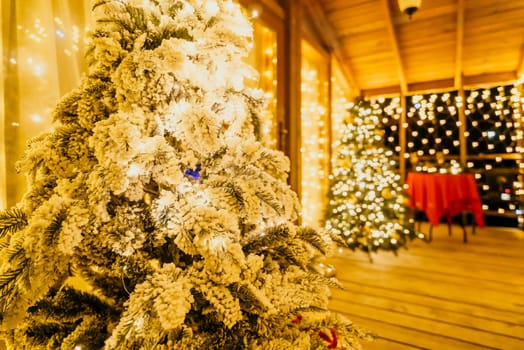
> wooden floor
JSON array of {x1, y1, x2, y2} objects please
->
[{"x1": 327, "y1": 224, "x2": 524, "y2": 350}]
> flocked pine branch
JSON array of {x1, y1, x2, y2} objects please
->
[
  {"x1": 296, "y1": 226, "x2": 333, "y2": 256},
  {"x1": 0, "y1": 258, "x2": 30, "y2": 319},
  {"x1": 44, "y1": 209, "x2": 68, "y2": 246},
  {"x1": 0, "y1": 207, "x2": 27, "y2": 239},
  {"x1": 242, "y1": 224, "x2": 293, "y2": 253},
  {"x1": 231, "y1": 282, "x2": 272, "y2": 314}
]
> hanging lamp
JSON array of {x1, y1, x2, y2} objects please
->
[{"x1": 398, "y1": 0, "x2": 422, "y2": 18}]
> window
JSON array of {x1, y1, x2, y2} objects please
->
[{"x1": 300, "y1": 40, "x2": 330, "y2": 227}]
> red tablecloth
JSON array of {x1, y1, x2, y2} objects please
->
[{"x1": 406, "y1": 172, "x2": 485, "y2": 227}]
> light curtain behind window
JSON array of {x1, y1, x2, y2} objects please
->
[
  {"x1": 330, "y1": 58, "x2": 351, "y2": 165},
  {"x1": 1, "y1": 0, "x2": 91, "y2": 209},
  {"x1": 300, "y1": 40, "x2": 330, "y2": 227},
  {"x1": 244, "y1": 17, "x2": 279, "y2": 149}
]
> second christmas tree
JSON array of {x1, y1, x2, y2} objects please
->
[{"x1": 324, "y1": 99, "x2": 423, "y2": 255}]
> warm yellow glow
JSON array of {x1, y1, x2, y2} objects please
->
[
  {"x1": 127, "y1": 164, "x2": 142, "y2": 177},
  {"x1": 330, "y1": 59, "x2": 351, "y2": 161},
  {"x1": 244, "y1": 19, "x2": 278, "y2": 149},
  {"x1": 300, "y1": 41, "x2": 329, "y2": 227},
  {"x1": 1, "y1": 2, "x2": 92, "y2": 208}
]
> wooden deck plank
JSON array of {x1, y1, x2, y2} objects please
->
[
  {"x1": 330, "y1": 292, "x2": 524, "y2": 340},
  {"x1": 327, "y1": 225, "x2": 524, "y2": 349},
  {"x1": 331, "y1": 280, "x2": 524, "y2": 325},
  {"x1": 343, "y1": 313, "x2": 497, "y2": 350},
  {"x1": 330, "y1": 256, "x2": 524, "y2": 294},
  {"x1": 330, "y1": 299, "x2": 524, "y2": 349},
  {"x1": 333, "y1": 264, "x2": 524, "y2": 312}
]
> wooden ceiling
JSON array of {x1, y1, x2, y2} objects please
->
[{"x1": 308, "y1": 0, "x2": 524, "y2": 97}]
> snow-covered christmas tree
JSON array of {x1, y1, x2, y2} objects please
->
[
  {"x1": 0, "y1": 0, "x2": 371, "y2": 348},
  {"x1": 324, "y1": 99, "x2": 423, "y2": 255}
]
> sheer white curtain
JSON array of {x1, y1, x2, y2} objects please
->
[{"x1": 1, "y1": 0, "x2": 91, "y2": 209}]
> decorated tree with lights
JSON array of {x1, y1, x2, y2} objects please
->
[
  {"x1": 0, "y1": 0, "x2": 372, "y2": 349},
  {"x1": 324, "y1": 99, "x2": 421, "y2": 255}
]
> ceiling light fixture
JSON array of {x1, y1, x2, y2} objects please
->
[{"x1": 398, "y1": 0, "x2": 422, "y2": 18}]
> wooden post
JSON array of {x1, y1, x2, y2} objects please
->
[
  {"x1": 283, "y1": 0, "x2": 302, "y2": 197},
  {"x1": 455, "y1": 0, "x2": 467, "y2": 168},
  {"x1": 326, "y1": 58, "x2": 333, "y2": 176},
  {"x1": 458, "y1": 86, "x2": 467, "y2": 167},
  {"x1": 400, "y1": 94, "x2": 407, "y2": 181}
]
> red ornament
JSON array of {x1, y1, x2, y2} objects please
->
[
  {"x1": 292, "y1": 314, "x2": 303, "y2": 325},
  {"x1": 318, "y1": 328, "x2": 338, "y2": 349}
]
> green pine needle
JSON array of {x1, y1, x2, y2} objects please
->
[
  {"x1": 211, "y1": 180, "x2": 245, "y2": 209},
  {"x1": 296, "y1": 226, "x2": 329, "y2": 255},
  {"x1": 45, "y1": 210, "x2": 68, "y2": 246},
  {"x1": 255, "y1": 190, "x2": 283, "y2": 214},
  {"x1": 0, "y1": 207, "x2": 28, "y2": 239},
  {"x1": 0, "y1": 259, "x2": 30, "y2": 314},
  {"x1": 302, "y1": 272, "x2": 343, "y2": 290},
  {"x1": 242, "y1": 224, "x2": 291, "y2": 254},
  {"x1": 232, "y1": 283, "x2": 269, "y2": 314},
  {"x1": 271, "y1": 244, "x2": 308, "y2": 270},
  {"x1": 5, "y1": 238, "x2": 25, "y2": 264}
]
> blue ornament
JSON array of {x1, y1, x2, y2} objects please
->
[{"x1": 184, "y1": 164, "x2": 201, "y2": 180}]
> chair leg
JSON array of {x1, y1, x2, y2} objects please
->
[
  {"x1": 428, "y1": 225, "x2": 433, "y2": 242},
  {"x1": 460, "y1": 212, "x2": 468, "y2": 243},
  {"x1": 462, "y1": 212, "x2": 475, "y2": 243},
  {"x1": 415, "y1": 209, "x2": 422, "y2": 232}
]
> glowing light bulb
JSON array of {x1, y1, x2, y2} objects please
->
[{"x1": 127, "y1": 164, "x2": 142, "y2": 177}]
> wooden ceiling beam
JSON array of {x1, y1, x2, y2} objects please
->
[
  {"x1": 238, "y1": 0, "x2": 285, "y2": 19},
  {"x1": 302, "y1": 0, "x2": 360, "y2": 95},
  {"x1": 462, "y1": 71, "x2": 517, "y2": 87},
  {"x1": 362, "y1": 71, "x2": 518, "y2": 97},
  {"x1": 409, "y1": 78, "x2": 456, "y2": 94},
  {"x1": 381, "y1": 0, "x2": 407, "y2": 95},
  {"x1": 454, "y1": 0, "x2": 465, "y2": 89},
  {"x1": 517, "y1": 42, "x2": 524, "y2": 79},
  {"x1": 259, "y1": 0, "x2": 285, "y2": 19},
  {"x1": 362, "y1": 85, "x2": 402, "y2": 98}
]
